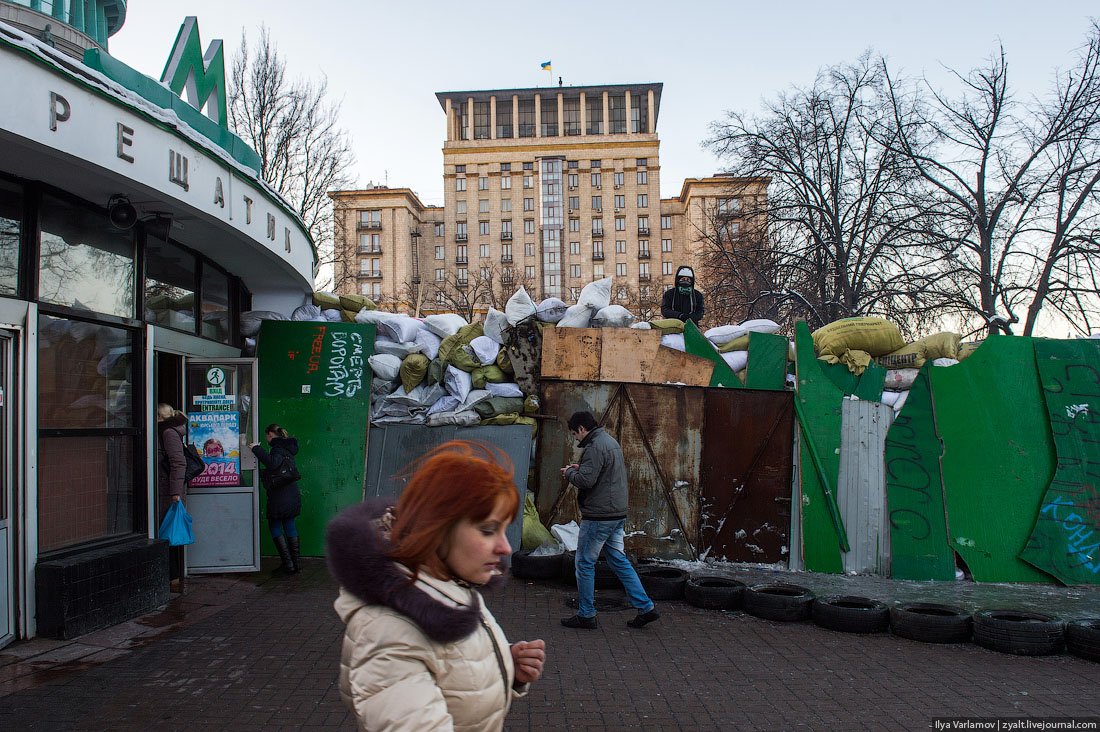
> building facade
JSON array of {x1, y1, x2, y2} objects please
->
[
  {"x1": 0, "y1": 7, "x2": 315, "y2": 644},
  {"x1": 331, "y1": 83, "x2": 767, "y2": 322}
]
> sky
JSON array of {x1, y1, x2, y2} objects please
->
[{"x1": 108, "y1": 1, "x2": 1099, "y2": 208}]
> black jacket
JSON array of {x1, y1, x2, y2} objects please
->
[
  {"x1": 661, "y1": 265, "x2": 705, "y2": 324},
  {"x1": 252, "y1": 436, "x2": 302, "y2": 521}
]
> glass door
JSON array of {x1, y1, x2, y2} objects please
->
[{"x1": 0, "y1": 333, "x2": 13, "y2": 648}]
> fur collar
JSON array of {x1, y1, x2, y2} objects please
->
[
  {"x1": 159, "y1": 414, "x2": 187, "y2": 432},
  {"x1": 326, "y1": 498, "x2": 506, "y2": 644}
]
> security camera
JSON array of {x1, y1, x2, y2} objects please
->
[{"x1": 107, "y1": 195, "x2": 137, "y2": 230}]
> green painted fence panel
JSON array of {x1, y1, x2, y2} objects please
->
[
  {"x1": 745, "y1": 332, "x2": 788, "y2": 391},
  {"x1": 794, "y1": 321, "x2": 844, "y2": 573},
  {"x1": 257, "y1": 320, "x2": 376, "y2": 557},
  {"x1": 1021, "y1": 339, "x2": 1100, "y2": 584},
  {"x1": 929, "y1": 336, "x2": 1056, "y2": 583},
  {"x1": 885, "y1": 364, "x2": 955, "y2": 580},
  {"x1": 683, "y1": 321, "x2": 742, "y2": 388},
  {"x1": 854, "y1": 362, "x2": 887, "y2": 402}
]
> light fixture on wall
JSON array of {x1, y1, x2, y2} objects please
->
[{"x1": 107, "y1": 195, "x2": 137, "y2": 230}]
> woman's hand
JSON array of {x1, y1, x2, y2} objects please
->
[
  {"x1": 510, "y1": 639, "x2": 545, "y2": 684},
  {"x1": 248, "y1": 442, "x2": 259, "y2": 449},
  {"x1": 172, "y1": 495, "x2": 181, "y2": 503}
]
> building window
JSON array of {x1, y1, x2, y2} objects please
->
[
  {"x1": 479, "y1": 200, "x2": 490, "y2": 214},
  {"x1": 640, "y1": 285, "x2": 650, "y2": 298},
  {"x1": 524, "y1": 198, "x2": 534, "y2": 212},
  {"x1": 481, "y1": 266, "x2": 491, "y2": 280},
  {"x1": 478, "y1": 177, "x2": 488, "y2": 191},
  {"x1": 638, "y1": 171, "x2": 648, "y2": 185},
  {"x1": 617, "y1": 287, "x2": 628, "y2": 301},
  {"x1": 474, "y1": 102, "x2": 490, "y2": 139},
  {"x1": 661, "y1": 215, "x2": 672, "y2": 229},
  {"x1": 145, "y1": 235, "x2": 196, "y2": 331},
  {"x1": 501, "y1": 163, "x2": 511, "y2": 171},
  {"x1": 479, "y1": 221, "x2": 490, "y2": 235},
  {"x1": 456, "y1": 222, "x2": 467, "y2": 238},
  {"x1": 496, "y1": 105, "x2": 513, "y2": 139},
  {"x1": 523, "y1": 176, "x2": 533, "y2": 189},
  {"x1": 570, "y1": 241, "x2": 580, "y2": 255},
  {"x1": 592, "y1": 218, "x2": 603, "y2": 234},
  {"x1": 359, "y1": 209, "x2": 381, "y2": 225},
  {"x1": 525, "y1": 265, "x2": 536, "y2": 278},
  {"x1": 563, "y1": 98, "x2": 581, "y2": 135},
  {"x1": 502, "y1": 243, "x2": 512, "y2": 258},
  {"x1": 571, "y1": 264, "x2": 581, "y2": 278},
  {"x1": 593, "y1": 241, "x2": 604, "y2": 257},
  {"x1": 502, "y1": 199, "x2": 512, "y2": 212},
  {"x1": 631, "y1": 98, "x2": 647, "y2": 133},
  {"x1": 719, "y1": 197, "x2": 742, "y2": 215},
  {"x1": 457, "y1": 268, "x2": 468, "y2": 283},
  {"x1": 586, "y1": 103, "x2": 603, "y2": 134},
  {"x1": 435, "y1": 223, "x2": 445, "y2": 236},
  {"x1": 567, "y1": 160, "x2": 579, "y2": 169},
  {"x1": 640, "y1": 261, "x2": 650, "y2": 278},
  {"x1": 456, "y1": 177, "x2": 466, "y2": 192},
  {"x1": 568, "y1": 196, "x2": 579, "y2": 210},
  {"x1": 437, "y1": 291, "x2": 446, "y2": 305},
  {"x1": 360, "y1": 258, "x2": 380, "y2": 276},
  {"x1": 524, "y1": 219, "x2": 535, "y2": 234},
  {"x1": 615, "y1": 217, "x2": 626, "y2": 231},
  {"x1": 724, "y1": 222, "x2": 741, "y2": 238},
  {"x1": 591, "y1": 172, "x2": 601, "y2": 188},
  {"x1": 569, "y1": 219, "x2": 580, "y2": 232},
  {"x1": 523, "y1": 161, "x2": 533, "y2": 170},
  {"x1": 663, "y1": 261, "x2": 674, "y2": 275},
  {"x1": 593, "y1": 264, "x2": 604, "y2": 278},
  {"x1": 502, "y1": 220, "x2": 512, "y2": 235},
  {"x1": 637, "y1": 158, "x2": 648, "y2": 167},
  {"x1": 614, "y1": 195, "x2": 625, "y2": 209},
  {"x1": 609, "y1": 95, "x2": 626, "y2": 134},
  {"x1": 568, "y1": 173, "x2": 578, "y2": 188},
  {"x1": 435, "y1": 246, "x2": 445, "y2": 259},
  {"x1": 662, "y1": 238, "x2": 672, "y2": 252},
  {"x1": 359, "y1": 233, "x2": 380, "y2": 252},
  {"x1": 541, "y1": 103, "x2": 558, "y2": 136},
  {"x1": 457, "y1": 244, "x2": 468, "y2": 261},
  {"x1": 616, "y1": 239, "x2": 626, "y2": 253},
  {"x1": 501, "y1": 175, "x2": 511, "y2": 190},
  {"x1": 638, "y1": 216, "x2": 649, "y2": 232},
  {"x1": 518, "y1": 99, "x2": 535, "y2": 137},
  {"x1": 525, "y1": 242, "x2": 535, "y2": 257},
  {"x1": 614, "y1": 172, "x2": 624, "y2": 187},
  {"x1": 456, "y1": 164, "x2": 466, "y2": 173},
  {"x1": 638, "y1": 194, "x2": 648, "y2": 207},
  {"x1": 456, "y1": 200, "x2": 467, "y2": 215},
  {"x1": 592, "y1": 196, "x2": 602, "y2": 211},
  {"x1": 569, "y1": 286, "x2": 580, "y2": 300},
  {"x1": 591, "y1": 160, "x2": 601, "y2": 168},
  {"x1": 639, "y1": 240, "x2": 650, "y2": 255}
]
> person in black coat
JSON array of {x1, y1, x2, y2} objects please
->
[
  {"x1": 661, "y1": 265, "x2": 705, "y2": 325},
  {"x1": 250, "y1": 423, "x2": 302, "y2": 575}
]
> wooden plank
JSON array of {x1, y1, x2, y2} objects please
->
[
  {"x1": 746, "y1": 332, "x2": 788, "y2": 391},
  {"x1": 540, "y1": 326, "x2": 602, "y2": 380},
  {"x1": 600, "y1": 329, "x2": 715, "y2": 386},
  {"x1": 683, "y1": 320, "x2": 743, "y2": 388}
]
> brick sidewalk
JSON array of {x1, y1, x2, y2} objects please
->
[{"x1": 2, "y1": 560, "x2": 1099, "y2": 731}]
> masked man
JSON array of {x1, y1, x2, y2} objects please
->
[{"x1": 661, "y1": 265, "x2": 705, "y2": 325}]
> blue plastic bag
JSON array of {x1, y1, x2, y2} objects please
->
[{"x1": 158, "y1": 502, "x2": 195, "y2": 546}]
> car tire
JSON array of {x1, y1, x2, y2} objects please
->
[
  {"x1": 636, "y1": 565, "x2": 688, "y2": 601},
  {"x1": 684, "y1": 576, "x2": 745, "y2": 610},
  {"x1": 889, "y1": 603, "x2": 972, "y2": 644},
  {"x1": 559, "y1": 550, "x2": 627, "y2": 589},
  {"x1": 972, "y1": 610, "x2": 1065, "y2": 656},
  {"x1": 1066, "y1": 619, "x2": 1100, "y2": 662},
  {"x1": 743, "y1": 583, "x2": 815, "y2": 622},
  {"x1": 510, "y1": 550, "x2": 562, "y2": 580},
  {"x1": 812, "y1": 595, "x2": 889, "y2": 633}
]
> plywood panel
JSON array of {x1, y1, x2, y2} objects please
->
[{"x1": 540, "y1": 327, "x2": 602, "y2": 380}]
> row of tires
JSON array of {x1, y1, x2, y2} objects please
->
[{"x1": 510, "y1": 551, "x2": 1100, "y2": 660}]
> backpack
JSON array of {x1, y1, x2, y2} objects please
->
[{"x1": 183, "y1": 442, "x2": 206, "y2": 483}]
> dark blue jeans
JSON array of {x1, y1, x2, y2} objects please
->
[{"x1": 575, "y1": 519, "x2": 653, "y2": 618}]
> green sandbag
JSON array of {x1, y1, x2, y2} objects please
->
[
  {"x1": 471, "y1": 365, "x2": 508, "y2": 389},
  {"x1": 473, "y1": 396, "x2": 525, "y2": 419},
  {"x1": 649, "y1": 318, "x2": 685, "y2": 334},
  {"x1": 339, "y1": 294, "x2": 376, "y2": 313},
  {"x1": 312, "y1": 291, "x2": 341, "y2": 309},
  {"x1": 521, "y1": 493, "x2": 555, "y2": 550},
  {"x1": 496, "y1": 348, "x2": 514, "y2": 374},
  {"x1": 426, "y1": 357, "x2": 446, "y2": 385},
  {"x1": 480, "y1": 413, "x2": 537, "y2": 437},
  {"x1": 400, "y1": 353, "x2": 430, "y2": 393},
  {"x1": 523, "y1": 395, "x2": 540, "y2": 414},
  {"x1": 448, "y1": 345, "x2": 480, "y2": 372}
]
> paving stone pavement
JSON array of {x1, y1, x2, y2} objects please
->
[{"x1": 2, "y1": 558, "x2": 1099, "y2": 732}]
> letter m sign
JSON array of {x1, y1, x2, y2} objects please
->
[{"x1": 160, "y1": 16, "x2": 227, "y2": 127}]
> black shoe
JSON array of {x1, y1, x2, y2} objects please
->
[
  {"x1": 272, "y1": 535, "x2": 294, "y2": 576},
  {"x1": 287, "y1": 536, "x2": 302, "y2": 574},
  {"x1": 561, "y1": 614, "x2": 598, "y2": 630},
  {"x1": 627, "y1": 609, "x2": 660, "y2": 629}
]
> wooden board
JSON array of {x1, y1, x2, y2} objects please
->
[
  {"x1": 540, "y1": 327, "x2": 602, "y2": 380},
  {"x1": 601, "y1": 329, "x2": 715, "y2": 386}
]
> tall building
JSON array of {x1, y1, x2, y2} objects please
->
[{"x1": 330, "y1": 83, "x2": 767, "y2": 321}]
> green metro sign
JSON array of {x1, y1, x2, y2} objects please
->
[{"x1": 160, "y1": 16, "x2": 227, "y2": 128}]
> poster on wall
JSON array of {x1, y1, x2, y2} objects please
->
[{"x1": 187, "y1": 411, "x2": 241, "y2": 486}]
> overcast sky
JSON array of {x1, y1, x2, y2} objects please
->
[{"x1": 109, "y1": 1, "x2": 1098, "y2": 207}]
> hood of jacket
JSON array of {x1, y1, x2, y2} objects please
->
[
  {"x1": 158, "y1": 414, "x2": 187, "y2": 433},
  {"x1": 269, "y1": 436, "x2": 299, "y2": 455},
  {"x1": 675, "y1": 265, "x2": 695, "y2": 287},
  {"x1": 326, "y1": 498, "x2": 505, "y2": 644}
]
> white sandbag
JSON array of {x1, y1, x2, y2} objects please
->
[
  {"x1": 427, "y1": 395, "x2": 462, "y2": 415},
  {"x1": 444, "y1": 365, "x2": 473, "y2": 402},
  {"x1": 883, "y1": 368, "x2": 920, "y2": 391},
  {"x1": 240, "y1": 310, "x2": 286, "y2": 338},
  {"x1": 413, "y1": 327, "x2": 442, "y2": 360},
  {"x1": 531, "y1": 539, "x2": 565, "y2": 556},
  {"x1": 355, "y1": 309, "x2": 401, "y2": 326},
  {"x1": 591, "y1": 305, "x2": 635, "y2": 328},
  {"x1": 372, "y1": 413, "x2": 428, "y2": 426},
  {"x1": 483, "y1": 308, "x2": 509, "y2": 345},
  {"x1": 486, "y1": 382, "x2": 524, "y2": 398},
  {"x1": 242, "y1": 337, "x2": 257, "y2": 357},
  {"x1": 463, "y1": 388, "x2": 492, "y2": 410},
  {"x1": 292, "y1": 303, "x2": 322, "y2": 321},
  {"x1": 578, "y1": 277, "x2": 612, "y2": 311},
  {"x1": 423, "y1": 313, "x2": 468, "y2": 338},
  {"x1": 660, "y1": 333, "x2": 686, "y2": 352},
  {"x1": 740, "y1": 318, "x2": 780, "y2": 334},
  {"x1": 374, "y1": 337, "x2": 420, "y2": 359},
  {"x1": 630, "y1": 321, "x2": 652, "y2": 329},
  {"x1": 388, "y1": 383, "x2": 445, "y2": 410},
  {"x1": 371, "y1": 376, "x2": 400, "y2": 397},
  {"x1": 550, "y1": 521, "x2": 580, "y2": 551},
  {"x1": 378, "y1": 315, "x2": 423, "y2": 343},
  {"x1": 705, "y1": 324, "x2": 748, "y2": 345},
  {"x1": 322, "y1": 309, "x2": 343, "y2": 322},
  {"x1": 879, "y1": 391, "x2": 901, "y2": 407},
  {"x1": 426, "y1": 409, "x2": 481, "y2": 427},
  {"x1": 932, "y1": 358, "x2": 959, "y2": 367},
  {"x1": 368, "y1": 353, "x2": 403, "y2": 382},
  {"x1": 721, "y1": 350, "x2": 749, "y2": 372},
  {"x1": 892, "y1": 391, "x2": 910, "y2": 412},
  {"x1": 505, "y1": 287, "x2": 537, "y2": 325},
  {"x1": 536, "y1": 297, "x2": 569, "y2": 323},
  {"x1": 469, "y1": 335, "x2": 501, "y2": 366},
  {"x1": 557, "y1": 303, "x2": 594, "y2": 328}
]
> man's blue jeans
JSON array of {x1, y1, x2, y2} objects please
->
[{"x1": 575, "y1": 519, "x2": 653, "y2": 618}]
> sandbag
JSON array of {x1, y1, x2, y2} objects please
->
[
  {"x1": 374, "y1": 338, "x2": 420, "y2": 359},
  {"x1": 448, "y1": 345, "x2": 480, "y2": 372},
  {"x1": 705, "y1": 324, "x2": 746, "y2": 345},
  {"x1": 426, "y1": 409, "x2": 481, "y2": 427},
  {"x1": 536, "y1": 297, "x2": 569, "y2": 323},
  {"x1": 368, "y1": 353, "x2": 402, "y2": 382},
  {"x1": 556, "y1": 303, "x2": 593, "y2": 328},
  {"x1": 469, "y1": 335, "x2": 501, "y2": 366},
  {"x1": 523, "y1": 395, "x2": 540, "y2": 414},
  {"x1": 471, "y1": 365, "x2": 508, "y2": 389},
  {"x1": 400, "y1": 353, "x2": 430, "y2": 393},
  {"x1": 660, "y1": 333, "x2": 686, "y2": 352},
  {"x1": 292, "y1": 303, "x2": 323, "y2": 321},
  {"x1": 427, "y1": 395, "x2": 462, "y2": 415},
  {"x1": 486, "y1": 381, "x2": 524, "y2": 398},
  {"x1": 812, "y1": 317, "x2": 904, "y2": 358},
  {"x1": 463, "y1": 389, "x2": 492, "y2": 410},
  {"x1": 522, "y1": 493, "x2": 554, "y2": 550},
  {"x1": 718, "y1": 334, "x2": 751, "y2": 353},
  {"x1": 496, "y1": 348, "x2": 514, "y2": 374},
  {"x1": 877, "y1": 331, "x2": 961, "y2": 369},
  {"x1": 483, "y1": 308, "x2": 509, "y2": 345},
  {"x1": 240, "y1": 310, "x2": 286, "y2": 338},
  {"x1": 721, "y1": 350, "x2": 748, "y2": 372},
  {"x1": 312, "y1": 291, "x2": 341, "y2": 309},
  {"x1": 423, "y1": 313, "x2": 468, "y2": 338},
  {"x1": 379, "y1": 315, "x2": 423, "y2": 343},
  {"x1": 481, "y1": 414, "x2": 536, "y2": 435},
  {"x1": 413, "y1": 327, "x2": 442, "y2": 360},
  {"x1": 340, "y1": 294, "x2": 375, "y2": 313},
  {"x1": 630, "y1": 321, "x2": 652, "y2": 329},
  {"x1": 932, "y1": 358, "x2": 959, "y2": 367},
  {"x1": 884, "y1": 368, "x2": 920, "y2": 391},
  {"x1": 322, "y1": 309, "x2": 343, "y2": 322},
  {"x1": 355, "y1": 308, "x2": 402, "y2": 326},
  {"x1": 578, "y1": 277, "x2": 612, "y2": 311},
  {"x1": 444, "y1": 365, "x2": 473, "y2": 401},
  {"x1": 505, "y1": 287, "x2": 537, "y2": 325},
  {"x1": 591, "y1": 305, "x2": 635, "y2": 328},
  {"x1": 649, "y1": 318, "x2": 685, "y2": 335},
  {"x1": 426, "y1": 357, "x2": 446, "y2": 386},
  {"x1": 473, "y1": 396, "x2": 525, "y2": 419},
  {"x1": 957, "y1": 341, "x2": 982, "y2": 361},
  {"x1": 839, "y1": 348, "x2": 872, "y2": 376}
]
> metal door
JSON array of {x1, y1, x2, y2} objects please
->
[
  {"x1": 0, "y1": 333, "x2": 12, "y2": 648},
  {"x1": 183, "y1": 358, "x2": 260, "y2": 573}
]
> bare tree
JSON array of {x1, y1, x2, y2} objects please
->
[
  {"x1": 405, "y1": 264, "x2": 536, "y2": 322},
  {"x1": 706, "y1": 55, "x2": 931, "y2": 334},
  {"x1": 880, "y1": 22, "x2": 1100, "y2": 336},
  {"x1": 228, "y1": 26, "x2": 356, "y2": 290}
]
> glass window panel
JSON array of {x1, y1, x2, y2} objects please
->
[
  {"x1": 38, "y1": 314, "x2": 135, "y2": 429},
  {"x1": 518, "y1": 99, "x2": 535, "y2": 138},
  {"x1": 0, "y1": 178, "x2": 22, "y2": 295},
  {"x1": 201, "y1": 265, "x2": 231, "y2": 343},
  {"x1": 609, "y1": 96, "x2": 626, "y2": 134},
  {"x1": 39, "y1": 194, "x2": 136, "y2": 318},
  {"x1": 144, "y1": 235, "x2": 197, "y2": 332},
  {"x1": 497, "y1": 103, "x2": 513, "y2": 139}
]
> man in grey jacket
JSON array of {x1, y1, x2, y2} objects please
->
[{"x1": 560, "y1": 411, "x2": 659, "y2": 630}]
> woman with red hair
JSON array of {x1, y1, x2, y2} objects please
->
[{"x1": 326, "y1": 440, "x2": 546, "y2": 731}]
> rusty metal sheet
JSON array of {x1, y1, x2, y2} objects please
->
[
  {"x1": 537, "y1": 381, "x2": 704, "y2": 560},
  {"x1": 699, "y1": 389, "x2": 794, "y2": 563},
  {"x1": 837, "y1": 398, "x2": 894, "y2": 575}
]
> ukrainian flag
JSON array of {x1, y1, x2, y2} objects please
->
[{"x1": 541, "y1": 61, "x2": 551, "y2": 72}]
